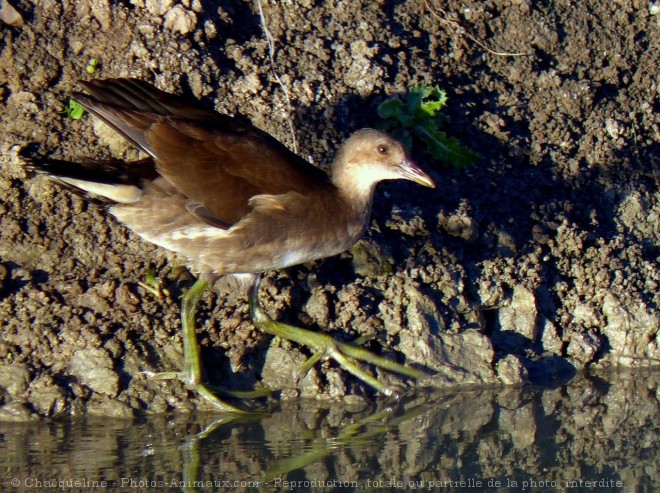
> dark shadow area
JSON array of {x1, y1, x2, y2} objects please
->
[{"x1": 0, "y1": 261, "x2": 32, "y2": 297}]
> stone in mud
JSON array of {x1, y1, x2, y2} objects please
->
[
  {"x1": 495, "y1": 354, "x2": 528, "y2": 385},
  {"x1": 397, "y1": 286, "x2": 497, "y2": 385},
  {"x1": 598, "y1": 292, "x2": 659, "y2": 367},
  {"x1": 163, "y1": 5, "x2": 197, "y2": 35},
  {"x1": 0, "y1": 363, "x2": 31, "y2": 397},
  {"x1": 566, "y1": 332, "x2": 600, "y2": 368},
  {"x1": 401, "y1": 328, "x2": 497, "y2": 386},
  {"x1": 497, "y1": 285, "x2": 538, "y2": 342},
  {"x1": 261, "y1": 345, "x2": 321, "y2": 399},
  {"x1": 69, "y1": 348, "x2": 120, "y2": 398},
  {"x1": 0, "y1": 1, "x2": 24, "y2": 27},
  {"x1": 0, "y1": 401, "x2": 36, "y2": 422},
  {"x1": 541, "y1": 318, "x2": 564, "y2": 355},
  {"x1": 28, "y1": 386, "x2": 68, "y2": 417},
  {"x1": 86, "y1": 397, "x2": 134, "y2": 418}
]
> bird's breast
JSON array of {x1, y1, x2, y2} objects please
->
[{"x1": 203, "y1": 192, "x2": 373, "y2": 275}]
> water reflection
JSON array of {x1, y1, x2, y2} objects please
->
[{"x1": 0, "y1": 371, "x2": 657, "y2": 492}]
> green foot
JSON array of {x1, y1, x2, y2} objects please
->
[
  {"x1": 249, "y1": 279, "x2": 425, "y2": 398},
  {"x1": 142, "y1": 275, "x2": 249, "y2": 413},
  {"x1": 149, "y1": 370, "x2": 251, "y2": 413},
  {"x1": 177, "y1": 278, "x2": 249, "y2": 413},
  {"x1": 137, "y1": 266, "x2": 170, "y2": 299},
  {"x1": 142, "y1": 273, "x2": 269, "y2": 412}
]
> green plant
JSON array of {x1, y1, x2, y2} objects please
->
[
  {"x1": 377, "y1": 85, "x2": 479, "y2": 168},
  {"x1": 64, "y1": 99, "x2": 85, "y2": 119},
  {"x1": 63, "y1": 58, "x2": 98, "y2": 119},
  {"x1": 542, "y1": 0, "x2": 554, "y2": 15},
  {"x1": 86, "y1": 57, "x2": 99, "y2": 74}
]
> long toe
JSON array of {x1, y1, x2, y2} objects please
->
[
  {"x1": 188, "y1": 382, "x2": 247, "y2": 413},
  {"x1": 250, "y1": 294, "x2": 425, "y2": 396}
]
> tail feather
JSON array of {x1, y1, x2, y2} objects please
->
[{"x1": 22, "y1": 154, "x2": 156, "y2": 204}]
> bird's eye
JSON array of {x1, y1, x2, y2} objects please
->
[{"x1": 377, "y1": 144, "x2": 389, "y2": 155}]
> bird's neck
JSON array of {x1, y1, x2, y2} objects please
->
[
  {"x1": 331, "y1": 160, "x2": 379, "y2": 209},
  {"x1": 329, "y1": 173, "x2": 376, "y2": 247}
]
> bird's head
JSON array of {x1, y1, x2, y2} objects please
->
[{"x1": 332, "y1": 129, "x2": 435, "y2": 196}]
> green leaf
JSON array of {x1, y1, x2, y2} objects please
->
[
  {"x1": 417, "y1": 85, "x2": 447, "y2": 119},
  {"x1": 414, "y1": 122, "x2": 479, "y2": 168},
  {"x1": 86, "y1": 57, "x2": 99, "y2": 74},
  {"x1": 64, "y1": 99, "x2": 85, "y2": 120},
  {"x1": 377, "y1": 97, "x2": 404, "y2": 121},
  {"x1": 390, "y1": 127, "x2": 413, "y2": 153},
  {"x1": 376, "y1": 84, "x2": 477, "y2": 168},
  {"x1": 405, "y1": 86, "x2": 425, "y2": 115}
]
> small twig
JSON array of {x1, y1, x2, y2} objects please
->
[
  {"x1": 424, "y1": 0, "x2": 534, "y2": 57},
  {"x1": 256, "y1": 0, "x2": 298, "y2": 153}
]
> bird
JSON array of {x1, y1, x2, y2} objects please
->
[{"x1": 23, "y1": 78, "x2": 435, "y2": 412}]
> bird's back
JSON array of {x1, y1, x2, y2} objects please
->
[{"x1": 76, "y1": 79, "x2": 331, "y2": 226}]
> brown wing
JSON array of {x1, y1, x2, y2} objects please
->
[{"x1": 74, "y1": 79, "x2": 331, "y2": 225}]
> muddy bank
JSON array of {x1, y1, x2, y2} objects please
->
[{"x1": 0, "y1": 0, "x2": 658, "y2": 417}]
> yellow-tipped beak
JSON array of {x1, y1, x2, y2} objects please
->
[{"x1": 399, "y1": 159, "x2": 435, "y2": 188}]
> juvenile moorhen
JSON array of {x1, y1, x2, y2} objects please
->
[{"x1": 24, "y1": 79, "x2": 435, "y2": 411}]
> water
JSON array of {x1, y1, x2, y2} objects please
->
[{"x1": 1, "y1": 370, "x2": 657, "y2": 492}]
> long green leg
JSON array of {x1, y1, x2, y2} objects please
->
[
  {"x1": 178, "y1": 278, "x2": 245, "y2": 413},
  {"x1": 248, "y1": 278, "x2": 425, "y2": 398}
]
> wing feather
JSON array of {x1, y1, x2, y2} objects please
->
[{"x1": 74, "y1": 79, "x2": 332, "y2": 225}]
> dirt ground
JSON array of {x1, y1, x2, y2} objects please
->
[{"x1": 0, "y1": 0, "x2": 658, "y2": 417}]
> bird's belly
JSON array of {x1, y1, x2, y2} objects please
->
[
  {"x1": 203, "y1": 225, "x2": 362, "y2": 276},
  {"x1": 275, "y1": 235, "x2": 354, "y2": 270}
]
